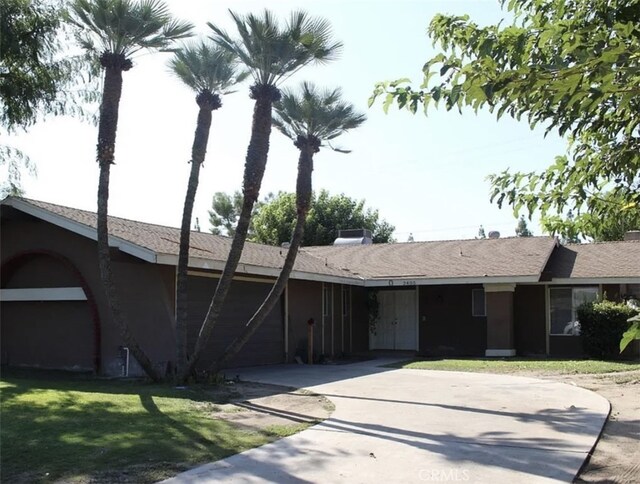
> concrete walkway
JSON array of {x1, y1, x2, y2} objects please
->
[{"x1": 162, "y1": 359, "x2": 610, "y2": 483}]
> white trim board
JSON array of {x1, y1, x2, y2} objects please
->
[
  {"x1": 1, "y1": 287, "x2": 87, "y2": 301},
  {"x1": 483, "y1": 283, "x2": 516, "y2": 293},
  {"x1": 548, "y1": 277, "x2": 640, "y2": 285},
  {"x1": 365, "y1": 275, "x2": 539, "y2": 287}
]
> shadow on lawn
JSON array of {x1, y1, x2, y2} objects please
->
[
  {"x1": 0, "y1": 372, "x2": 294, "y2": 483},
  {"x1": 0, "y1": 367, "x2": 296, "y2": 404}
]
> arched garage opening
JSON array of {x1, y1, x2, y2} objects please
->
[{"x1": 1, "y1": 250, "x2": 101, "y2": 373}]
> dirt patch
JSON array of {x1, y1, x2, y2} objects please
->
[
  {"x1": 198, "y1": 381, "x2": 334, "y2": 431},
  {"x1": 520, "y1": 370, "x2": 640, "y2": 484}
]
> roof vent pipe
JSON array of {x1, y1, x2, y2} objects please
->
[{"x1": 488, "y1": 231, "x2": 500, "y2": 239}]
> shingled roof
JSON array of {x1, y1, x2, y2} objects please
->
[
  {"x1": 303, "y1": 236, "x2": 558, "y2": 284},
  {"x1": 2, "y1": 197, "x2": 360, "y2": 283},
  {"x1": 543, "y1": 241, "x2": 640, "y2": 280},
  {"x1": 5, "y1": 197, "x2": 638, "y2": 286}
]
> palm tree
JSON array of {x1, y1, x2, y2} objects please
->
[
  {"x1": 181, "y1": 10, "x2": 342, "y2": 380},
  {"x1": 169, "y1": 41, "x2": 247, "y2": 380},
  {"x1": 211, "y1": 82, "x2": 365, "y2": 371},
  {"x1": 69, "y1": 0, "x2": 192, "y2": 381}
]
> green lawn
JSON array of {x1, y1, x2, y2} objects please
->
[
  {"x1": 0, "y1": 375, "x2": 298, "y2": 483},
  {"x1": 390, "y1": 358, "x2": 640, "y2": 374}
]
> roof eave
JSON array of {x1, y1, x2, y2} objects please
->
[
  {"x1": 2, "y1": 197, "x2": 157, "y2": 263},
  {"x1": 364, "y1": 275, "x2": 541, "y2": 287},
  {"x1": 156, "y1": 253, "x2": 365, "y2": 286},
  {"x1": 548, "y1": 277, "x2": 640, "y2": 284}
]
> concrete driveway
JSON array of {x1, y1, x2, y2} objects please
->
[{"x1": 163, "y1": 358, "x2": 610, "y2": 483}]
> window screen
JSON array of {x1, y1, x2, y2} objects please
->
[{"x1": 472, "y1": 288, "x2": 486, "y2": 317}]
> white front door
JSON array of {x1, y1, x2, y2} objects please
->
[{"x1": 370, "y1": 289, "x2": 417, "y2": 350}]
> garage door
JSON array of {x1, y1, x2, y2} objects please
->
[{"x1": 186, "y1": 275, "x2": 285, "y2": 369}]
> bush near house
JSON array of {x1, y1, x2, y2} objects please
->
[{"x1": 578, "y1": 301, "x2": 638, "y2": 359}]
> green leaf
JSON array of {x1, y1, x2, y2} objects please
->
[
  {"x1": 620, "y1": 320, "x2": 640, "y2": 353},
  {"x1": 382, "y1": 93, "x2": 395, "y2": 114}
]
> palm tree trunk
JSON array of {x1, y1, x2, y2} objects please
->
[
  {"x1": 176, "y1": 102, "x2": 213, "y2": 380},
  {"x1": 210, "y1": 141, "x2": 315, "y2": 373},
  {"x1": 97, "y1": 63, "x2": 161, "y2": 382},
  {"x1": 182, "y1": 86, "x2": 278, "y2": 381}
]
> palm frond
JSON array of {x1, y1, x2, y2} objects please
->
[
  {"x1": 209, "y1": 9, "x2": 341, "y2": 87},
  {"x1": 169, "y1": 40, "x2": 247, "y2": 96},
  {"x1": 273, "y1": 81, "x2": 366, "y2": 150},
  {"x1": 69, "y1": 0, "x2": 193, "y2": 58}
]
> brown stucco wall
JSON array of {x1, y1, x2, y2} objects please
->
[
  {"x1": 486, "y1": 291, "x2": 515, "y2": 350},
  {"x1": 2, "y1": 301, "x2": 94, "y2": 370},
  {"x1": 514, "y1": 285, "x2": 546, "y2": 355},
  {"x1": 287, "y1": 279, "x2": 323, "y2": 363},
  {"x1": 111, "y1": 259, "x2": 176, "y2": 375},
  {"x1": 1, "y1": 254, "x2": 95, "y2": 370},
  {"x1": 419, "y1": 285, "x2": 486, "y2": 356},
  {"x1": 2, "y1": 213, "x2": 177, "y2": 376}
]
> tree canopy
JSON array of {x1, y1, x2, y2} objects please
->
[
  {"x1": 1, "y1": 0, "x2": 98, "y2": 130},
  {"x1": 208, "y1": 190, "x2": 245, "y2": 236},
  {"x1": 543, "y1": 190, "x2": 640, "y2": 242},
  {"x1": 251, "y1": 190, "x2": 395, "y2": 246},
  {"x1": 370, "y1": 0, "x2": 640, "y2": 241},
  {"x1": 1, "y1": 0, "x2": 99, "y2": 196},
  {"x1": 515, "y1": 215, "x2": 533, "y2": 237}
]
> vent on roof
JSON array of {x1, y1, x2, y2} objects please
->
[
  {"x1": 488, "y1": 231, "x2": 500, "y2": 239},
  {"x1": 333, "y1": 228, "x2": 373, "y2": 246}
]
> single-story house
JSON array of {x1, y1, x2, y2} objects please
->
[{"x1": 2, "y1": 197, "x2": 639, "y2": 376}]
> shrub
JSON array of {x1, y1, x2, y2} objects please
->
[{"x1": 578, "y1": 300, "x2": 638, "y2": 359}]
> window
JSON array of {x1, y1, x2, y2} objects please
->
[
  {"x1": 550, "y1": 287, "x2": 598, "y2": 335},
  {"x1": 472, "y1": 288, "x2": 486, "y2": 317},
  {"x1": 323, "y1": 284, "x2": 332, "y2": 317},
  {"x1": 342, "y1": 286, "x2": 350, "y2": 316}
]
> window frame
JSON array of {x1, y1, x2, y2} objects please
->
[
  {"x1": 342, "y1": 286, "x2": 350, "y2": 317},
  {"x1": 549, "y1": 286, "x2": 599, "y2": 336},
  {"x1": 471, "y1": 288, "x2": 486, "y2": 317}
]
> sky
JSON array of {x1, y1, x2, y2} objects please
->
[{"x1": 6, "y1": 0, "x2": 569, "y2": 241}]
